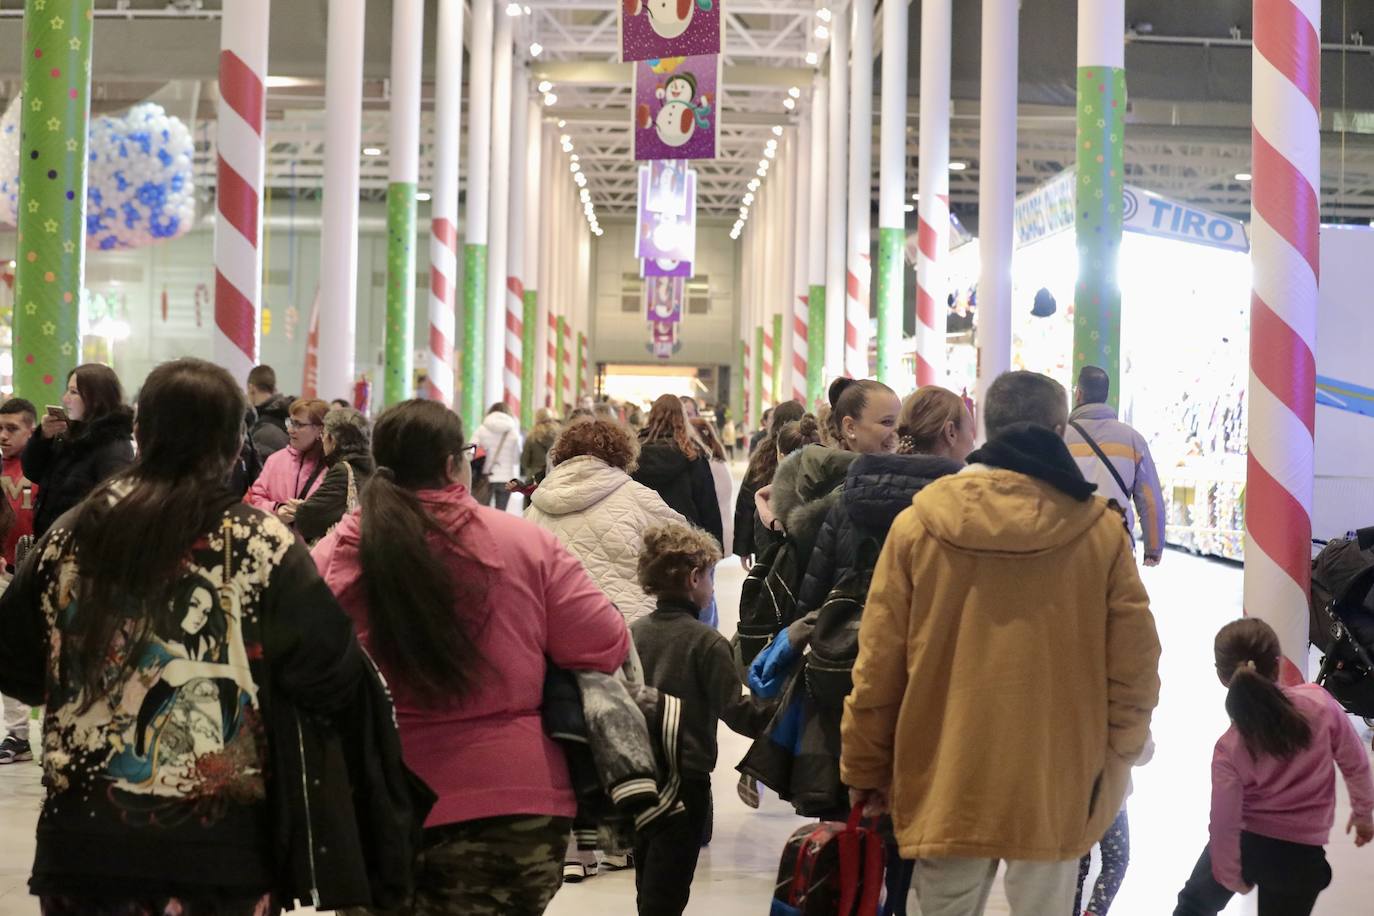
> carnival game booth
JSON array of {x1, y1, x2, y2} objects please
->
[{"x1": 946, "y1": 170, "x2": 1253, "y2": 560}]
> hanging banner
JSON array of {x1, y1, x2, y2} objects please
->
[
  {"x1": 636, "y1": 167, "x2": 698, "y2": 262},
  {"x1": 645, "y1": 275, "x2": 686, "y2": 323},
  {"x1": 621, "y1": 0, "x2": 721, "y2": 63},
  {"x1": 647, "y1": 159, "x2": 690, "y2": 215},
  {"x1": 649, "y1": 318, "x2": 679, "y2": 360},
  {"x1": 642, "y1": 258, "x2": 693, "y2": 278},
  {"x1": 634, "y1": 56, "x2": 719, "y2": 161}
]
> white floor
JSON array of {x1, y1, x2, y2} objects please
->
[{"x1": 0, "y1": 531, "x2": 1370, "y2": 913}]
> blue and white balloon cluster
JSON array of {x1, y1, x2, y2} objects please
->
[{"x1": 0, "y1": 97, "x2": 196, "y2": 250}]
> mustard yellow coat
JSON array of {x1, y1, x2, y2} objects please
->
[{"x1": 839, "y1": 467, "x2": 1161, "y2": 862}]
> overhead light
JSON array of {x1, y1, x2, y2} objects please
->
[
  {"x1": 505, "y1": 2, "x2": 522, "y2": 15},
  {"x1": 912, "y1": 192, "x2": 920, "y2": 201},
  {"x1": 748, "y1": 179, "x2": 760, "y2": 191},
  {"x1": 524, "y1": 4, "x2": 532, "y2": 14},
  {"x1": 580, "y1": 188, "x2": 591, "y2": 202},
  {"x1": 362, "y1": 146, "x2": 382, "y2": 156},
  {"x1": 765, "y1": 148, "x2": 776, "y2": 159},
  {"x1": 529, "y1": 42, "x2": 543, "y2": 57},
  {"x1": 416, "y1": 191, "x2": 432, "y2": 201},
  {"x1": 788, "y1": 86, "x2": 801, "y2": 99},
  {"x1": 544, "y1": 92, "x2": 558, "y2": 106},
  {"x1": 570, "y1": 154, "x2": 580, "y2": 162},
  {"x1": 743, "y1": 193, "x2": 755, "y2": 205},
  {"x1": 538, "y1": 80, "x2": 554, "y2": 94},
  {"x1": 805, "y1": 51, "x2": 819, "y2": 66},
  {"x1": 772, "y1": 125, "x2": 784, "y2": 137},
  {"x1": 816, "y1": 7, "x2": 832, "y2": 23},
  {"x1": 265, "y1": 75, "x2": 312, "y2": 88},
  {"x1": 574, "y1": 173, "x2": 587, "y2": 187},
  {"x1": 783, "y1": 98, "x2": 796, "y2": 111},
  {"x1": 1234, "y1": 172, "x2": 1252, "y2": 182},
  {"x1": 557, "y1": 119, "x2": 566, "y2": 128},
  {"x1": 815, "y1": 25, "x2": 829, "y2": 40},
  {"x1": 904, "y1": 204, "x2": 915, "y2": 212},
  {"x1": 570, "y1": 162, "x2": 580, "y2": 172},
  {"x1": 757, "y1": 167, "x2": 767, "y2": 177},
  {"x1": 766, "y1": 138, "x2": 778, "y2": 150},
  {"x1": 759, "y1": 159, "x2": 769, "y2": 169},
  {"x1": 949, "y1": 161, "x2": 968, "y2": 171}
]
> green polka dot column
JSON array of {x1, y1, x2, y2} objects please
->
[
  {"x1": 14, "y1": 0, "x2": 93, "y2": 403},
  {"x1": 520, "y1": 289, "x2": 536, "y2": 429},
  {"x1": 807, "y1": 285, "x2": 825, "y2": 408},
  {"x1": 462, "y1": 243, "x2": 486, "y2": 424},
  {"x1": 383, "y1": 181, "x2": 417, "y2": 408},
  {"x1": 874, "y1": 227, "x2": 904, "y2": 386},
  {"x1": 1073, "y1": 64, "x2": 1126, "y2": 407},
  {"x1": 771, "y1": 313, "x2": 783, "y2": 406}
]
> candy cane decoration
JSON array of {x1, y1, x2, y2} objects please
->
[
  {"x1": 546, "y1": 310, "x2": 557, "y2": 409},
  {"x1": 213, "y1": 0, "x2": 269, "y2": 384},
  {"x1": 916, "y1": 0, "x2": 951, "y2": 387},
  {"x1": 1245, "y1": 0, "x2": 1320, "y2": 681},
  {"x1": 505, "y1": 277, "x2": 524, "y2": 416},
  {"x1": 428, "y1": 0, "x2": 463, "y2": 406},
  {"x1": 762, "y1": 324, "x2": 775, "y2": 407}
]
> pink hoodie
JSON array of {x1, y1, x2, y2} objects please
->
[
  {"x1": 1210, "y1": 683, "x2": 1374, "y2": 892},
  {"x1": 245, "y1": 445, "x2": 326, "y2": 511},
  {"x1": 312, "y1": 482, "x2": 630, "y2": 828}
]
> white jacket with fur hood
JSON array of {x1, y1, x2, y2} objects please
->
[{"x1": 525, "y1": 454, "x2": 686, "y2": 622}]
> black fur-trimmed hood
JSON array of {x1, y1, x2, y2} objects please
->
[{"x1": 68, "y1": 406, "x2": 135, "y2": 454}]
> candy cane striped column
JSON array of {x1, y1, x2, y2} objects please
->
[
  {"x1": 824, "y1": 15, "x2": 849, "y2": 382},
  {"x1": 792, "y1": 120, "x2": 811, "y2": 404},
  {"x1": 844, "y1": 0, "x2": 873, "y2": 380},
  {"x1": 875, "y1": 0, "x2": 908, "y2": 388},
  {"x1": 462, "y1": 0, "x2": 494, "y2": 425},
  {"x1": 762, "y1": 324, "x2": 775, "y2": 409},
  {"x1": 212, "y1": 0, "x2": 269, "y2": 385},
  {"x1": 427, "y1": 0, "x2": 463, "y2": 406},
  {"x1": 1245, "y1": 0, "x2": 1320, "y2": 681},
  {"x1": 505, "y1": 63, "x2": 528, "y2": 419},
  {"x1": 916, "y1": 0, "x2": 951, "y2": 388},
  {"x1": 743, "y1": 338, "x2": 753, "y2": 430},
  {"x1": 505, "y1": 278, "x2": 524, "y2": 417},
  {"x1": 561, "y1": 318, "x2": 573, "y2": 408}
]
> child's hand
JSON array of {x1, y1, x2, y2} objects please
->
[
  {"x1": 848, "y1": 787, "x2": 890, "y2": 818},
  {"x1": 1348, "y1": 812, "x2": 1374, "y2": 847}
]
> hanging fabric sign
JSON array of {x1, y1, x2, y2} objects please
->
[
  {"x1": 645, "y1": 275, "x2": 686, "y2": 324},
  {"x1": 620, "y1": 0, "x2": 720, "y2": 62},
  {"x1": 636, "y1": 167, "x2": 697, "y2": 262},
  {"x1": 634, "y1": 56, "x2": 719, "y2": 161},
  {"x1": 642, "y1": 258, "x2": 692, "y2": 278},
  {"x1": 648, "y1": 318, "x2": 679, "y2": 359},
  {"x1": 647, "y1": 159, "x2": 690, "y2": 215}
]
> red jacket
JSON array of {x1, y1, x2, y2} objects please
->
[
  {"x1": 1, "y1": 453, "x2": 36, "y2": 567},
  {"x1": 312, "y1": 482, "x2": 630, "y2": 828}
]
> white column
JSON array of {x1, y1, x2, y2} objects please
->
[
  {"x1": 528, "y1": 107, "x2": 546, "y2": 410},
  {"x1": 506, "y1": 63, "x2": 529, "y2": 415},
  {"x1": 824, "y1": 10, "x2": 850, "y2": 383},
  {"x1": 780, "y1": 129, "x2": 797, "y2": 402},
  {"x1": 484, "y1": 9, "x2": 514, "y2": 409},
  {"x1": 316, "y1": 0, "x2": 366, "y2": 401},
  {"x1": 845, "y1": 0, "x2": 873, "y2": 379},
  {"x1": 915, "y1": 0, "x2": 951, "y2": 389},
  {"x1": 462, "y1": 0, "x2": 494, "y2": 423},
  {"x1": 384, "y1": 0, "x2": 422, "y2": 407},
  {"x1": 806, "y1": 76, "x2": 829, "y2": 407},
  {"x1": 877, "y1": 0, "x2": 910, "y2": 388},
  {"x1": 427, "y1": 0, "x2": 463, "y2": 407},
  {"x1": 539, "y1": 125, "x2": 556, "y2": 407},
  {"x1": 975, "y1": 0, "x2": 1019, "y2": 430},
  {"x1": 791, "y1": 118, "x2": 812, "y2": 404}
]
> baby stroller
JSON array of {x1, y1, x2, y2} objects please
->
[{"x1": 1310, "y1": 529, "x2": 1374, "y2": 723}]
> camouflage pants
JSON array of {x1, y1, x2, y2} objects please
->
[
  {"x1": 39, "y1": 893, "x2": 274, "y2": 916},
  {"x1": 348, "y1": 814, "x2": 572, "y2": 916}
]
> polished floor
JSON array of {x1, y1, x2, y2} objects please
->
[{"x1": 0, "y1": 528, "x2": 1370, "y2": 913}]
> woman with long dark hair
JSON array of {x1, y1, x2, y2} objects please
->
[
  {"x1": 312, "y1": 400, "x2": 629, "y2": 915},
  {"x1": 0, "y1": 357, "x2": 370, "y2": 915},
  {"x1": 22, "y1": 363, "x2": 134, "y2": 537},
  {"x1": 733, "y1": 400, "x2": 805, "y2": 568},
  {"x1": 633, "y1": 394, "x2": 723, "y2": 547}
]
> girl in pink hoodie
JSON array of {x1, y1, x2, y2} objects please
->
[
  {"x1": 1174, "y1": 618, "x2": 1374, "y2": 915},
  {"x1": 312, "y1": 400, "x2": 629, "y2": 916}
]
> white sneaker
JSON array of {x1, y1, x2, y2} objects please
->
[
  {"x1": 601, "y1": 852, "x2": 633, "y2": 871},
  {"x1": 563, "y1": 860, "x2": 599, "y2": 883}
]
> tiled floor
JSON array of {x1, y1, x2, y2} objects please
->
[{"x1": 0, "y1": 516, "x2": 1370, "y2": 914}]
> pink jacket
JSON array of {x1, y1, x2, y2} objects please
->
[
  {"x1": 1210, "y1": 683, "x2": 1374, "y2": 892},
  {"x1": 312, "y1": 482, "x2": 630, "y2": 828},
  {"x1": 245, "y1": 446, "x2": 326, "y2": 511}
]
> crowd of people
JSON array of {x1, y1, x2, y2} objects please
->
[{"x1": 0, "y1": 357, "x2": 1363, "y2": 916}]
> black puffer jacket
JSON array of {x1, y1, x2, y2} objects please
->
[
  {"x1": 23, "y1": 407, "x2": 135, "y2": 537},
  {"x1": 251, "y1": 394, "x2": 293, "y2": 460},
  {"x1": 632, "y1": 440, "x2": 724, "y2": 547},
  {"x1": 795, "y1": 453, "x2": 964, "y2": 620},
  {"x1": 295, "y1": 446, "x2": 376, "y2": 543}
]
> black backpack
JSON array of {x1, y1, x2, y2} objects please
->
[
  {"x1": 805, "y1": 539, "x2": 879, "y2": 709},
  {"x1": 736, "y1": 533, "x2": 804, "y2": 667}
]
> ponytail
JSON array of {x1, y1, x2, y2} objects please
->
[{"x1": 1215, "y1": 618, "x2": 1313, "y2": 759}]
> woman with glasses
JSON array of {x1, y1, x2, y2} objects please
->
[{"x1": 246, "y1": 398, "x2": 329, "y2": 526}]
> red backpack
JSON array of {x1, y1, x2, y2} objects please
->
[{"x1": 770, "y1": 807, "x2": 885, "y2": 915}]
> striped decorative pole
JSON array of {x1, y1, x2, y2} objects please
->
[
  {"x1": 824, "y1": 13, "x2": 850, "y2": 382},
  {"x1": 771, "y1": 313, "x2": 784, "y2": 405},
  {"x1": 762, "y1": 323, "x2": 775, "y2": 409},
  {"x1": 562, "y1": 317, "x2": 573, "y2": 408},
  {"x1": 844, "y1": 0, "x2": 872, "y2": 380},
  {"x1": 546, "y1": 311, "x2": 557, "y2": 409},
  {"x1": 753, "y1": 327, "x2": 766, "y2": 424},
  {"x1": 915, "y1": 0, "x2": 951, "y2": 388},
  {"x1": 779, "y1": 131, "x2": 797, "y2": 402},
  {"x1": 577, "y1": 331, "x2": 590, "y2": 403},
  {"x1": 505, "y1": 62, "x2": 528, "y2": 420},
  {"x1": 743, "y1": 337, "x2": 753, "y2": 429},
  {"x1": 792, "y1": 118, "x2": 812, "y2": 404},
  {"x1": 875, "y1": 0, "x2": 908, "y2": 388},
  {"x1": 1245, "y1": 0, "x2": 1320, "y2": 680},
  {"x1": 428, "y1": 0, "x2": 463, "y2": 406},
  {"x1": 462, "y1": 0, "x2": 494, "y2": 424},
  {"x1": 383, "y1": 0, "x2": 422, "y2": 407},
  {"x1": 485, "y1": 8, "x2": 514, "y2": 409},
  {"x1": 807, "y1": 76, "x2": 829, "y2": 407},
  {"x1": 521, "y1": 104, "x2": 543, "y2": 427},
  {"x1": 555, "y1": 315, "x2": 567, "y2": 414},
  {"x1": 212, "y1": 0, "x2": 268, "y2": 386},
  {"x1": 1072, "y1": 0, "x2": 1125, "y2": 405}
]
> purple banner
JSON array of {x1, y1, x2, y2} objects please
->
[
  {"x1": 620, "y1": 0, "x2": 721, "y2": 63},
  {"x1": 645, "y1": 276, "x2": 686, "y2": 324},
  {"x1": 648, "y1": 159, "x2": 689, "y2": 216},
  {"x1": 642, "y1": 257, "x2": 692, "y2": 278},
  {"x1": 651, "y1": 319, "x2": 677, "y2": 342},
  {"x1": 636, "y1": 168, "x2": 697, "y2": 262},
  {"x1": 634, "y1": 56, "x2": 719, "y2": 161}
]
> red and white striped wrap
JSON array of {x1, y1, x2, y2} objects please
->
[
  {"x1": 429, "y1": 218, "x2": 458, "y2": 404},
  {"x1": 505, "y1": 277, "x2": 524, "y2": 415},
  {"x1": 763, "y1": 326, "x2": 775, "y2": 403},
  {"x1": 915, "y1": 193, "x2": 950, "y2": 386},
  {"x1": 792, "y1": 293, "x2": 809, "y2": 402},
  {"x1": 212, "y1": 0, "x2": 269, "y2": 384},
  {"x1": 546, "y1": 312, "x2": 557, "y2": 408},
  {"x1": 845, "y1": 257, "x2": 869, "y2": 379},
  {"x1": 743, "y1": 339, "x2": 752, "y2": 424},
  {"x1": 562, "y1": 329, "x2": 573, "y2": 406},
  {"x1": 1245, "y1": 0, "x2": 1320, "y2": 680}
]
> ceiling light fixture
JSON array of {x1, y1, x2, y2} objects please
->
[
  {"x1": 416, "y1": 191, "x2": 432, "y2": 201},
  {"x1": 505, "y1": 2, "x2": 522, "y2": 16},
  {"x1": 529, "y1": 42, "x2": 543, "y2": 57},
  {"x1": 904, "y1": 204, "x2": 915, "y2": 212},
  {"x1": 1234, "y1": 172, "x2": 1252, "y2": 182},
  {"x1": 788, "y1": 86, "x2": 801, "y2": 99},
  {"x1": 772, "y1": 125, "x2": 784, "y2": 137},
  {"x1": 948, "y1": 161, "x2": 968, "y2": 171},
  {"x1": 817, "y1": 7, "x2": 832, "y2": 22},
  {"x1": 805, "y1": 51, "x2": 819, "y2": 66},
  {"x1": 362, "y1": 146, "x2": 381, "y2": 156},
  {"x1": 783, "y1": 98, "x2": 796, "y2": 111},
  {"x1": 538, "y1": 80, "x2": 554, "y2": 94},
  {"x1": 543, "y1": 92, "x2": 558, "y2": 107},
  {"x1": 815, "y1": 25, "x2": 829, "y2": 40}
]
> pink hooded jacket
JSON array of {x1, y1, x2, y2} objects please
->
[
  {"x1": 245, "y1": 445, "x2": 326, "y2": 511},
  {"x1": 312, "y1": 482, "x2": 630, "y2": 828}
]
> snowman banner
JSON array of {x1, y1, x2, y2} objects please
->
[
  {"x1": 634, "y1": 56, "x2": 719, "y2": 161},
  {"x1": 645, "y1": 275, "x2": 686, "y2": 324},
  {"x1": 642, "y1": 257, "x2": 693, "y2": 278},
  {"x1": 621, "y1": 0, "x2": 721, "y2": 62},
  {"x1": 635, "y1": 166, "x2": 698, "y2": 262},
  {"x1": 647, "y1": 159, "x2": 690, "y2": 216}
]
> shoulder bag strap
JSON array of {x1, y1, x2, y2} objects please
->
[
  {"x1": 1070, "y1": 420, "x2": 1131, "y2": 500},
  {"x1": 342, "y1": 461, "x2": 358, "y2": 512}
]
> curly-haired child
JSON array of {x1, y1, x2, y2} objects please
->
[{"x1": 630, "y1": 521, "x2": 775, "y2": 916}]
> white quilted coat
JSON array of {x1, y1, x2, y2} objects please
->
[{"x1": 525, "y1": 455, "x2": 686, "y2": 622}]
